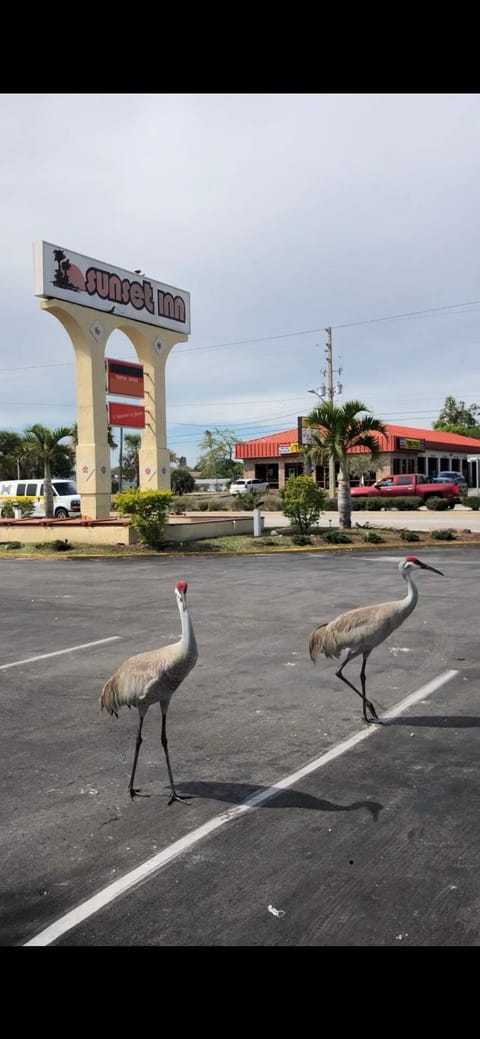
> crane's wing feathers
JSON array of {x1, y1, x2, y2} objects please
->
[
  {"x1": 100, "y1": 643, "x2": 197, "y2": 715},
  {"x1": 309, "y1": 600, "x2": 403, "y2": 661}
]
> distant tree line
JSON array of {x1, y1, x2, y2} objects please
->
[
  {"x1": 0, "y1": 426, "x2": 75, "y2": 480},
  {"x1": 432, "y1": 395, "x2": 480, "y2": 439}
]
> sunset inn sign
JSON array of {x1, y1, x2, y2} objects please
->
[{"x1": 33, "y1": 242, "x2": 190, "y2": 519}]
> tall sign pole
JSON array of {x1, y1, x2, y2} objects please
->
[{"x1": 325, "y1": 326, "x2": 336, "y2": 499}]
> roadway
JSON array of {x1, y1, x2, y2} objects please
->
[
  {"x1": 263, "y1": 504, "x2": 480, "y2": 533},
  {"x1": 1, "y1": 549, "x2": 479, "y2": 945}
]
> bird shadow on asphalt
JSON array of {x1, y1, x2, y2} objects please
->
[
  {"x1": 177, "y1": 780, "x2": 383, "y2": 820},
  {"x1": 379, "y1": 715, "x2": 480, "y2": 728}
]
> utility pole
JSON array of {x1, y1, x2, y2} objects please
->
[
  {"x1": 307, "y1": 327, "x2": 342, "y2": 498},
  {"x1": 325, "y1": 326, "x2": 336, "y2": 498},
  {"x1": 119, "y1": 427, "x2": 123, "y2": 491}
]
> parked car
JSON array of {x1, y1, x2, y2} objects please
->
[
  {"x1": 229, "y1": 478, "x2": 269, "y2": 496},
  {"x1": 432, "y1": 470, "x2": 468, "y2": 491},
  {"x1": 0, "y1": 478, "x2": 80, "y2": 518}
]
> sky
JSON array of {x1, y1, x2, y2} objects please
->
[{"x1": 2, "y1": 92, "x2": 480, "y2": 468}]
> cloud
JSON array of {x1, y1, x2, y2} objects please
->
[{"x1": 2, "y1": 93, "x2": 480, "y2": 465}]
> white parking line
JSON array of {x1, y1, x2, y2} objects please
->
[
  {"x1": 23, "y1": 668, "x2": 459, "y2": 947},
  {"x1": 0, "y1": 637, "x2": 121, "y2": 671}
]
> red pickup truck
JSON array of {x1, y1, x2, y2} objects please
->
[{"x1": 351, "y1": 474, "x2": 461, "y2": 508}]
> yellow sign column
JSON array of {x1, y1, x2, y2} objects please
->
[
  {"x1": 119, "y1": 325, "x2": 188, "y2": 490},
  {"x1": 40, "y1": 300, "x2": 187, "y2": 517}
]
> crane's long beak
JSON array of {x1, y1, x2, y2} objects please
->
[{"x1": 420, "y1": 562, "x2": 444, "y2": 576}]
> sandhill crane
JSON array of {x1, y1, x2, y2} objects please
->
[
  {"x1": 309, "y1": 556, "x2": 443, "y2": 723},
  {"x1": 100, "y1": 580, "x2": 198, "y2": 804}
]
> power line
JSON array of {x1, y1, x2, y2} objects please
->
[
  {"x1": 333, "y1": 300, "x2": 480, "y2": 329},
  {"x1": 2, "y1": 296, "x2": 479, "y2": 375},
  {"x1": 0, "y1": 363, "x2": 72, "y2": 373},
  {"x1": 173, "y1": 298, "x2": 480, "y2": 355}
]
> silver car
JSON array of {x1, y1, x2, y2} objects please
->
[{"x1": 229, "y1": 478, "x2": 270, "y2": 495}]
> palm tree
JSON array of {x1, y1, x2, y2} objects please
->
[
  {"x1": 124, "y1": 433, "x2": 141, "y2": 486},
  {"x1": 305, "y1": 400, "x2": 387, "y2": 528},
  {"x1": 23, "y1": 424, "x2": 74, "y2": 518}
]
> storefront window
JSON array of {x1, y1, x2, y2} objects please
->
[
  {"x1": 255, "y1": 463, "x2": 279, "y2": 488},
  {"x1": 285, "y1": 463, "x2": 304, "y2": 480}
]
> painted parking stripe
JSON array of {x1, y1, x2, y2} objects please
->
[
  {"x1": 0, "y1": 637, "x2": 121, "y2": 671},
  {"x1": 23, "y1": 668, "x2": 459, "y2": 947}
]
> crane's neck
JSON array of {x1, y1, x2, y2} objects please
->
[
  {"x1": 399, "y1": 567, "x2": 419, "y2": 618},
  {"x1": 177, "y1": 598, "x2": 198, "y2": 660}
]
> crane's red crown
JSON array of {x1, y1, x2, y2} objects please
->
[
  {"x1": 405, "y1": 556, "x2": 420, "y2": 565},
  {"x1": 176, "y1": 581, "x2": 188, "y2": 593}
]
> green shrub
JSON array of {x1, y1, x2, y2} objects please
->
[
  {"x1": 352, "y1": 496, "x2": 421, "y2": 511},
  {"x1": 425, "y1": 497, "x2": 449, "y2": 510},
  {"x1": 321, "y1": 529, "x2": 352, "y2": 544},
  {"x1": 12, "y1": 498, "x2": 35, "y2": 518},
  {"x1": 282, "y1": 476, "x2": 326, "y2": 533},
  {"x1": 262, "y1": 492, "x2": 284, "y2": 510},
  {"x1": 114, "y1": 489, "x2": 173, "y2": 549},
  {"x1": 364, "y1": 499, "x2": 384, "y2": 511},
  {"x1": 208, "y1": 500, "x2": 228, "y2": 511},
  {"x1": 431, "y1": 529, "x2": 456, "y2": 540},
  {"x1": 234, "y1": 490, "x2": 266, "y2": 511},
  {"x1": 393, "y1": 498, "x2": 422, "y2": 510},
  {"x1": 467, "y1": 496, "x2": 480, "y2": 510},
  {"x1": 291, "y1": 533, "x2": 312, "y2": 545},
  {"x1": 322, "y1": 497, "x2": 339, "y2": 510},
  {"x1": 399, "y1": 529, "x2": 420, "y2": 542},
  {"x1": 33, "y1": 539, "x2": 72, "y2": 551},
  {"x1": 170, "y1": 467, "x2": 195, "y2": 495},
  {"x1": 170, "y1": 496, "x2": 194, "y2": 514},
  {"x1": 1, "y1": 501, "x2": 15, "y2": 518},
  {"x1": 363, "y1": 531, "x2": 384, "y2": 543},
  {"x1": 6, "y1": 540, "x2": 22, "y2": 549}
]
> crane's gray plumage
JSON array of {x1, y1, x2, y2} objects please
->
[
  {"x1": 309, "y1": 556, "x2": 443, "y2": 723},
  {"x1": 100, "y1": 580, "x2": 198, "y2": 804}
]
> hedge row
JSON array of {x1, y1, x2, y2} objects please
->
[{"x1": 327, "y1": 496, "x2": 422, "y2": 511}]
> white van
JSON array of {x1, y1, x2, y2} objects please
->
[{"x1": 0, "y1": 479, "x2": 80, "y2": 519}]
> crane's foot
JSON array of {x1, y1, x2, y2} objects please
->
[
  {"x1": 367, "y1": 701, "x2": 379, "y2": 720},
  {"x1": 129, "y1": 787, "x2": 150, "y2": 799},
  {"x1": 168, "y1": 791, "x2": 191, "y2": 806}
]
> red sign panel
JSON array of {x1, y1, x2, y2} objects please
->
[
  {"x1": 108, "y1": 402, "x2": 145, "y2": 428},
  {"x1": 106, "y1": 358, "x2": 144, "y2": 398}
]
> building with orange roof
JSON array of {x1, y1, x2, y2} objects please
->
[{"x1": 234, "y1": 421, "x2": 480, "y2": 491}]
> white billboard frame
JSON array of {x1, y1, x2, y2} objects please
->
[{"x1": 33, "y1": 241, "x2": 190, "y2": 333}]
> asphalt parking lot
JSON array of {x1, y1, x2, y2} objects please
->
[{"x1": 1, "y1": 548, "x2": 480, "y2": 946}]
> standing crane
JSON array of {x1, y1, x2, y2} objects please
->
[
  {"x1": 308, "y1": 556, "x2": 443, "y2": 723},
  {"x1": 100, "y1": 580, "x2": 198, "y2": 804}
]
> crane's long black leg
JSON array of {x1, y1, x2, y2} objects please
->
[
  {"x1": 336, "y1": 659, "x2": 375, "y2": 723},
  {"x1": 336, "y1": 662, "x2": 365, "y2": 712},
  {"x1": 129, "y1": 712, "x2": 148, "y2": 798},
  {"x1": 360, "y1": 654, "x2": 379, "y2": 722},
  {"x1": 161, "y1": 710, "x2": 190, "y2": 806}
]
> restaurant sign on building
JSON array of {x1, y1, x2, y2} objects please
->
[{"x1": 396, "y1": 436, "x2": 425, "y2": 450}]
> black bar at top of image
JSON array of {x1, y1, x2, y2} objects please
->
[{"x1": 109, "y1": 361, "x2": 144, "y2": 379}]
